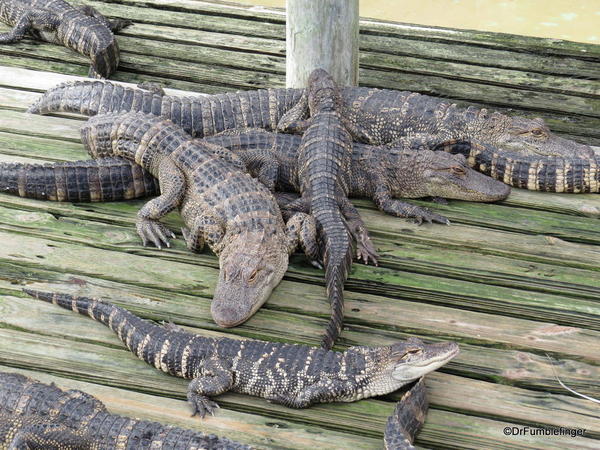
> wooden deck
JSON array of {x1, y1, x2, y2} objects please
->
[{"x1": 0, "y1": 1, "x2": 599, "y2": 448}]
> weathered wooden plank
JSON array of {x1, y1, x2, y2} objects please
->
[
  {"x1": 0, "y1": 189, "x2": 598, "y2": 330},
  {"x1": 359, "y1": 18, "x2": 600, "y2": 60}
]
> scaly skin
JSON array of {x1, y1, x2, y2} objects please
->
[
  {"x1": 0, "y1": 0, "x2": 130, "y2": 77},
  {"x1": 23, "y1": 289, "x2": 459, "y2": 432},
  {"x1": 204, "y1": 129, "x2": 511, "y2": 220},
  {"x1": 79, "y1": 112, "x2": 320, "y2": 328},
  {"x1": 276, "y1": 69, "x2": 359, "y2": 349},
  {"x1": 0, "y1": 411, "x2": 101, "y2": 450},
  {"x1": 0, "y1": 372, "x2": 250, "y2": 449},
  {"x1": 383, "y1": 378, "x2": 429, "y2": 450},
  {"x1": 0, "y1": 157, "x2": 159, "y2": 202},
  {"x1": 26, "y1": 80, "x2": 597, "y2": 192}
]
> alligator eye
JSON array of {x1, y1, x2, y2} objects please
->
[
  {"x1": 531, "y1": 129, "x2": 545, "y2": 137},
  {"x1": 402, "y1": 348, "x2": 422, "y2": 358},
  {"x1": 450, "y1": 166, "x2": 467, "y2": 176},
  {"x1": 248, "y1": 270, "x2": 258, "y2": 283}
]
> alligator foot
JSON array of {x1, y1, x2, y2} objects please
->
[
  {"x1": 411, "y1": 209, "x2": 450, "y2": 226},
  {"x1": 354, "y1": 230, "x2": 379, "y2": 266},
  {"x1": 187, "y1": 392, "x2": 220, "y2": 418},
  {"x1": 136, "y1": 219, "x2": 175, "y2": 249}
]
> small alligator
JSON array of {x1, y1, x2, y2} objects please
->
[
  {"x1": 277, "y1": 69, "x2": 363, "y2": 349},
  {"x1": 383, "y1": 378, "x2": 428, "y2": 450},
  {"x1": 78, "y1": 112, "x2": 319, "y2": 328},
  {"x1": 24, "y1": 289, "x2": 459, "y2": 431},
  {"x1": 0, "y1": 371, "x2": 250, "y2": 449},
  {"x1": 0, "y1": 0, "x2": 130, "y2": 78},
  {"x1": 27, "y1": 81, "x2": 598, "y2": 191}
]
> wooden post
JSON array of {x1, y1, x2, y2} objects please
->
[{"x1": 286, "y1": 0, "x2": 359, "y2": 88}]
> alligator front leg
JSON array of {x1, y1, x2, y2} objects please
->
[
  {"x1": 181, "y1": 213, "x2": 225, "y2": 254},
  {"x1": 0, "y1": 11, "x2": 59, "y2": 43},
  {"x1": 187, "y1": 361, "x2": 234, "y2": 418},
  {"x1": 136, "y1": 159, "x2": 184, "y2": 248},
  {"x1": 373, "y1": 185, "x2": 450, "y2": 225}
]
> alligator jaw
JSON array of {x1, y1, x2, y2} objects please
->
[
  {"x1": 211, "y1": 236, "x2": 288, "y2": 328},
  {"x1": 391, "y1": 340, "x2": 460, "y2": 382},
  {"x1": 443, "y1": 165, "x2": 511, "y2": 202}
]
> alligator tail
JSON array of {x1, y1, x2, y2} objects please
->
[
  {"x1": 0, "y1": 158, "x2": 158, "y2": 202},
  {"x1": 314, "y1": 197, "x2": 353, "y2": 349},
  {"x1": 384, "y1": 378, "x2": 429, "y2": 449},
  {"x1": 437, "y1": 140, "x2": 600, "y2": 193},
  {"x1": 27, "y1": 80, "x2": 163, "y2": 117},
  {"x1": 23, "y1": 290, "x2": 180, "y2": 375}
]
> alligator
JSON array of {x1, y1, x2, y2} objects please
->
[
  {"x1": 383, "y1": 378, "x2": 428, "y2": 450},
  {"x1": 0, "y1": 0, "x2": 130, "y2": 78},
  {"x1": 24, "y1": 289, "x2": 459, "y2": 427},
  {"x1": 275, "y1": 69, "x2": 362, "y2": 349},
  {"x1": 0, "y1": 411, "x2": 102, "y2": 450},
  {"x1": 26, "y1": 80, "x2": 598, "y2": 192},
  {"x1": 204, "y1": 129, "x2": 511, "y2": 216},
  {"x1": 78, "y1": 112, "x2": 320, "y2": 328},
  {"x1": 0, "y1": 371, "x2": 250, "y2": 449}
]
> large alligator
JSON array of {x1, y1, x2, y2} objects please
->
[
  {"x1": 277, "y1": 69, "x2": 362, "y2": 349},
  {"x1": 27, "y1": 80, "x2": 598, "y2": 192},
  {"x1": 78, "y1": 112, "x2": 320, "y2": 328},
  {"x1": 0, "y1": 371, "x2": 250, "y2": 449},
  {"x1": 0, "y1": 0, "x2": 130, "y2": 78},
  {"x1": 24, "y1": 289, "x2": 459, "y2": 430}
]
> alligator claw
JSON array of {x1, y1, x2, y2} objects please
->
[
  {"x1": 187, "y1": 393, "x2": 219, "y2": 419},
  {"x1": 136, "y1": 219, "x2": 175, "y2": 249},
  {"x1": 310, "y1": 259, "x2": 324, "y2": 270},
  {"x1": 411, "y1": 209, "x2": 450, "y2": 226}
]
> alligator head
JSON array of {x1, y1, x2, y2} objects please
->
[
  {"x1": 389, "y1": 149, "x2": 511, "y2": 202},
  {"x1": 345, "y1": 337, "x2": 459, "y2": 397},
  {"x1": 484, "y1": 115, "x2": 594, "y2": 158},
  {"x1": 211, "y1": 231, "x2": 289, "y2": 328}
]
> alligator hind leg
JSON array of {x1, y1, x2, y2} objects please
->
[
  {"x1": 338, "y1": 197, "x2": 378, "y2": 265},
  {"x1": 276, "y1": 193, "x2": 377, "y2": 265},
  {"x1": 0, "y1": 11, "x2": 59, "y2": 43},
  {"x1": 76, "y1": 5, "x2": 132, "y2": 32},
  {"x1": 187, "y1": 361, "x2": 233, "y2": 417},
  {"x1": 136, "y1": 159, "x2": 184, "y2": 248}
]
